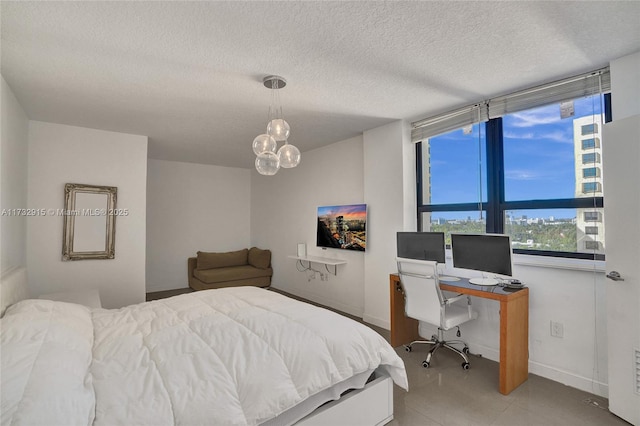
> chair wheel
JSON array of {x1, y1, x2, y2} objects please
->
[
  {"x1": 422, "y1": 361, "x2": 430, "y2": 368},
  {"x1": 462, "y1": 346, "x2": 470, "y2": 354},
  {"x1": 462, "y1": 362, "x2": 470, "y2": 370},
  {"x1": 404, "y1": 345, "x2": 412, "y2": 352}
]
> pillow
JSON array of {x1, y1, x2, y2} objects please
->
[
  {"x1": 1, "y1": 299, "x2": 95, "y2": 425},
  {"x1": 197, "y1": 249, "x2": 248, "y2": 270},
  {"x1": 248, "y1": 247, "x2": 271, "y2": 269}
]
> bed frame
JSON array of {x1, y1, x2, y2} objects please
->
[
  {"x1": 0, "y1": 267, "x2": 396, "y2": 425},
  {"x1": 297, "y1": 370, "x2": 394, "y2": 426}
]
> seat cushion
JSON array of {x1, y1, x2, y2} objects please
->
[
  {"x1": 442, "y1": 304, "x2": 478, "y2": 330},
  {"x1": 194, "y1": 265, "x2": 273, "y2": 284},
  {"x1": 248, "y1": 247, "x2": 271, "y2": 269},
  {"x1": 196, "y1": 249, "x2": 248, "y2": 270}
]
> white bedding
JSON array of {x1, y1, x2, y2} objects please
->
[{"x1": 1, "y1": 287, "x2": 407, "y2": 425}]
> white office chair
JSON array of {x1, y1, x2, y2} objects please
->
[{"x1": 396, "y1": 257, "x2": 479, "y2": 369}]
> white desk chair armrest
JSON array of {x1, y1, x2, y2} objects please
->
[
  {"x1": 444, "y1": 294, "x2": 474, "y2": 316},
  {"x1": 444, "y1": 294, "x2": 467, "y2": 305}
]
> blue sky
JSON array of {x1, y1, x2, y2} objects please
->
[{"x1": 428, "y1": 95, "x2": 603, "y2": 221}]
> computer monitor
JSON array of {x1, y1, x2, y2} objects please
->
[
  {"x1": 396, "y1": 232, "x2": 445, "y2": 263},
  {"x1": 451, "y1": 233, "x2": 513, "y2": 285}
]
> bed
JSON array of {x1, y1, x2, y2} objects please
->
[{"x1": 0, "y1": 271, "x2": 407, "y2": 426}]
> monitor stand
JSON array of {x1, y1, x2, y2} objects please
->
[
  {"x1": 437, "y1": 265, "x2": 460, "y2": 282},
  {"x1": 439, "y1": 275, "x2": 460, "y2": 282},
  {"x1": 469, "y1": 277, "x2": 500, "y2": 286}
]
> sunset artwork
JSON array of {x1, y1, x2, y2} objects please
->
[{"x1": 317, "y1": 204, "x2": 367, "y2": 251}]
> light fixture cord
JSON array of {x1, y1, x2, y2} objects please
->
[
  {"x1": 275, "y1": 78, "x2": 283, "y2": 120},
  {"x1": 267, "y1": 77, "x2": 285, "y2": 123},
  {"x1": 269, "y1": 78, "x2": 276, "y2": 123}
]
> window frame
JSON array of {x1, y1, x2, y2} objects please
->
[
  {"x1": 581, "y1": 138, "x2": 599, "y2": 149},
  {"x1": 582, "y1": 152, "x2": 600, "y2": 164},
  {"x1": 582, "y1": 167, "x2": 598, "y2": 178},
  {"x1": 416, "y1": 94, "x2": 610, "y2": 261},
  {"x1": 581, "y1": 123, "x2": 598, "y2": 135},
  {"x1": 585, "y1": 226, "x2": 599, "y2": 235},
  {"x1": 582, "y1": 182, "x2": 601, "y2": 194},
  {"x1": 584, "y1": 211, "x2": 600, "y2": 222}
]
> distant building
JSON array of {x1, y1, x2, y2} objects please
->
[{"x1": 574, "y1": 115, "x2": 605, "y2": 254}]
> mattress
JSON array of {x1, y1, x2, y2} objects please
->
[{"x1": 1, "y1": 286, "x2": 408, "y2": 425}]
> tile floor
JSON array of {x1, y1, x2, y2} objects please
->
[
  {"x1": 370, "y1": 325, "x2": 628, "y2": 426},
  {"x1": 146, "y1": 288, "x2": 630, "y2": 426}
]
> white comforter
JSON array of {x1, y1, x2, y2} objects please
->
[{"x1": 1, "y1": 287, "x2": 407, "y2": 425}]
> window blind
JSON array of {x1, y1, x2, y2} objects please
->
[
  {"x1": 411, "y1": 67, "x2": 610, "y2": 143},
  {"x1": 411, "y1": 103, "x2": 488, "y2": 143}
]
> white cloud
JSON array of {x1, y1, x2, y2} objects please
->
[
  {"x1": 504, "y1": 128, "x2": 572, "y2": 144},
  {"x1": 505, "y1": 169, "x2": 540, "y2": 180},
  {"x1": 504, "y1": 131, "x2": 535, "y2": 139},
  {"x1": 508, "y1": 106, "x2": 559, "y2": 128}
]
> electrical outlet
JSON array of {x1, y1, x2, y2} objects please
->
[{"x1": 550, "y1": 321, "x2": 564, "y2": 338}]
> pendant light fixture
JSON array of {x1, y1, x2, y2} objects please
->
[{"x1": 253, "y1": 75, "x2": 300, "y2": 175}]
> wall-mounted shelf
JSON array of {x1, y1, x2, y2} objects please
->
[{"x1": 288, "y1": 255, "x2": 347, "y2": 276}]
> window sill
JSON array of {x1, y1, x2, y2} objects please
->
[{"x1": 513, "y1": 253, "x2": 605, "y2": 273}]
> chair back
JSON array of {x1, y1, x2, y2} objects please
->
[{"x1": 396, "y1": 257, "x2": 444, "y2": 326}]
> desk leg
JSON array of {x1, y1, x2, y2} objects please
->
[
  {"x1": 389, "y1": 277, "x2": 420, "y2": 348},
  {"x1": 499, "y1": 291, "x2": 529, "y2": 394}
]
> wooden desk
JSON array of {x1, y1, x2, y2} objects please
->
[{"x1": 390, "y1": 274, "x2": 529, "y2": 395}]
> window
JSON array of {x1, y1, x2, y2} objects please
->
[
  {"x1": 581, "y1": 123, "x2": 598, "y2": 135},
  {"x1": 584, "y1": 211, "x2": 600, "y2": 222},
  {"x1": 581, "y1": 138, "x2": 600, "y2": 149},
  {"x1": 503, "y1": 102, "x2": 591, "y2": 201},
  {"x1": 419, "y1": 124, "x2": 486, "y2": 207},
  {"x1": 582, "y1": 152, "x2": 600, "y2": 164},
  {"x1": 422, "y1": 211, "x2": 486, "y2": 246},
  {"x1": 585, "y1": 226, "x2": 599, "y2": 235},
  {"x1": 583, "y1": 167, "x2": 598, "y2": 178},
  {"x1": 582, "y1": 182, "x2": 601, "y2": 193},
  {"x1": 412, "y1": 70, "x2": 610, "y2": 260},
  {"x1": 505, "y1": 209, "x2": 579, "y2": 252},
  {"x1": 585, "y1": 241, "x2": 600, "y2": 250}
]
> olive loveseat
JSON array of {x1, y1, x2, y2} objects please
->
[{"x1": 188, "y1": 247, "x2": 272, "y2": 291}]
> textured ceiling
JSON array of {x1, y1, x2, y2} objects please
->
[{"x1": 2, "y1": 1, "x2": 639, "y2": 169}]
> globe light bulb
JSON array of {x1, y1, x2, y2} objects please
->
[
  {"x1": 277, "y1": 143, "x2": 301, "y2": 168},
  {"x1": 255, "y1": 151, "x2": 280, "y2": 175},
  {"x1": 252, "y1": 134, "x2": 276, "y2": 155},
  {"x1": 267, "y1": 118, "x2": 290, "y2": 142}
]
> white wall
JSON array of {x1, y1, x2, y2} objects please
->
[
  {"x1": 362, "y1": 120, "x2": 415, "y2": 328},
  {"x1": 251, "y1": 136, "x2": 366, "y2": 317},
  {"x1": 1, "y1": 77, "x2": 29, "y2": 276},
  {"x1": 146, "y1": 159, "x2": 251, "y2": 293},
  {"x1": 27, "y1": 121, "x2": 148, "y2": 308},
  {"x1": 610, "y1": 51, "x2": 640, "y2": 120}
]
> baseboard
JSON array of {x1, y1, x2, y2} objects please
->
[
  {"x1": 463, "y1": 340, "x2": 500, "y2": 363},
  {"x1": 467, "y1": 341, "x2": 609, "y2": 398},
  {"x1": 363, "y1": 314, "x2": 390, "y2": 331},
  {"x1": 464, "y1": 340, "x2": 608, "y2": 398},
  {"x1": 145, "y1": 283, "x2": 190, "y2": 294},
  {"x1": 528, "y1": 360, "x2": 609, "y2": 398}
]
